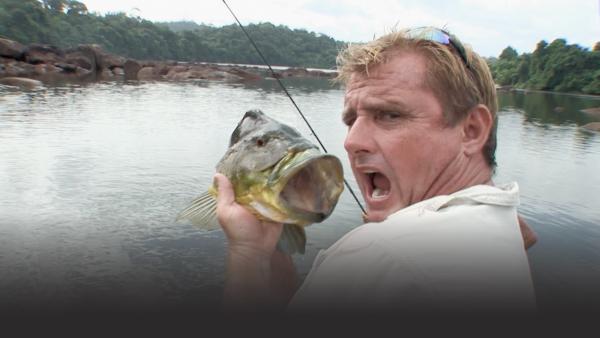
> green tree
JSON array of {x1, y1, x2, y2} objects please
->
[
  {"x1": 499, "y1": 46, "x2": 518, "y2": 61},
  {"x1": 66, "y1": 0, "x2": 87, "y2": 15}
]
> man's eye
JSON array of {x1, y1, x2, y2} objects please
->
[
  {"x1": 376, "y1": 111, "x2": 403, "y2": 122},
  {"x1": 343, "y1": 114, "x2": 356, "y2": 127}
]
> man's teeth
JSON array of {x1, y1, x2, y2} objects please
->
[{"x1": 372, "y1": 188, "x2": 389, "y2": 198}]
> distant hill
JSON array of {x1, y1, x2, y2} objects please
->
[
  {"x1": 0, "y1": 0, "x2": 346, "y2": 68},
  {"x1": 158, "y1": 21, "x2": 206, "y2": 33}
]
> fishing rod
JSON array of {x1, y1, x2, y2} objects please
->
[{"x1": 222, "y1": 0, "x2": 366, "y2": 215}]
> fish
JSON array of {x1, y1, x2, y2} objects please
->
[{"x1": 176, "y1": 109, "x2": 344, "y2": 254}]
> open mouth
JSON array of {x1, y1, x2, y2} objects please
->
[
  {"x1": 276, "y1": 151, "x2": 344, "y2": 223},
  {"x1": 365, "y1": 171, "x2": 391, "y2": 200}
]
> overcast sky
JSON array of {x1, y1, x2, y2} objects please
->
[{"x1": 81, "y1": 0, "x2": 600, "y2": 57}]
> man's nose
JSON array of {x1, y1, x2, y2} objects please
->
[{"x1": 344, "y1": 117, "x2": 375, "y2": 154}]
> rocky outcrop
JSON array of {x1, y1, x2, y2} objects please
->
[
  {"x1": 581, "y1": 107, "x2": 600, "y2": 118},
  {"x1": 123, "y1": 59, "x2": 142, "y2": 80},
  {"x1": 273, "y1": 67, "x2": 336, "y2": 78},
  {"x1": 0, "y1": 76, "x2": 43, "y2": 89},
  {"x1": 0, "y1": 38, "x2": 126, "y2": 83},
  {"x1": 0, "y1": 38, "x2": 26, "y2": 59},
  {"x1": 582, "y1": 122, "x2": 600, "y2": 132},
  {"x1": 0, "y1": 37, "x2": 337, "y2": 85}
]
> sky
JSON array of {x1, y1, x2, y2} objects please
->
[{"x1": 80, "y1": 0, "x2": 600, "y2": 57}]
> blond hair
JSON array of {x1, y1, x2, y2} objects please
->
[{"x1": 336, "y1": 28, "x2": 498, "y2": 167}]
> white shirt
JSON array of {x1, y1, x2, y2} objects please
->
[{"x1": 289, "y1": 183, "x2": 536, "y2": 312}]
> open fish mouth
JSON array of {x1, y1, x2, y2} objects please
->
[{"x1": 269, "y1": 149, "x2": 344, "y2": 223}]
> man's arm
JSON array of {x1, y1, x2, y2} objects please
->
[
  {"x1": 215, "y1": 173, "x2": 297, "y2": 309},
  {"x1": 518, "y1": 215, "x2": 537, "y2": 250}
]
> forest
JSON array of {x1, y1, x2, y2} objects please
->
[
  {"x1": 0, "y1": 0, "x2": 344, "y2": 68},
  {"x1": 488, "y1": 40, "x2": 600, "y2": 95},
  {"x1": 1, "y1": 0, "x2": 599, "y2": 93}
]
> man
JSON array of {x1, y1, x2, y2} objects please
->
[{"x1": 214, "y1": 27, "x2": 537, "y2": 312}]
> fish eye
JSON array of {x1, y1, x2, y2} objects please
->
[{"x1": 256, "y1": 138, "x2": 265, "y2": 147}]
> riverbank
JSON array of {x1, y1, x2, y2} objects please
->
[
  {"x1": 496, "y1": 85, "x2": 600, "y2": 99},
  {"x1": 0, "y1": 37, "x2": 335, "y2": 87}
]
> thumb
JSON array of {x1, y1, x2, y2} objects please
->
[{"x1": 214, "y1": 173, "x2": 235, "y2": 208}]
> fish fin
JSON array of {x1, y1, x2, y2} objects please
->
[
  {"x1": 176, "y1": 191, "x2": 220, "y2": 231},
  {"x1": 276, "y1": 224, "x2": 306, "y2": 255}
]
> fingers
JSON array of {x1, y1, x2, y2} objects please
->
[{"x1": 214, "y1": 173, "x2": 235, "y2": 208}]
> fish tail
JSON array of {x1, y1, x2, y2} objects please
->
[{"x1": 276, "y1": 224, "x2": 306, "y2": 255}]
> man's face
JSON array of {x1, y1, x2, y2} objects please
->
[{"x1": 343, "y1": 52, "x2": 465, "y2": 222}]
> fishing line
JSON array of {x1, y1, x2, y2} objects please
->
[{"x1": 222, "y1": 0, "x2": 366, "y2": 215}]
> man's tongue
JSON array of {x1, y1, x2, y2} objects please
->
[{"x1": 372, "y1": 173, "x2": 390, "y2": 198}]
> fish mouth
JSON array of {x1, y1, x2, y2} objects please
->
[{"x1": 269, "y1": 149, "x2": 344, "y2": 224}]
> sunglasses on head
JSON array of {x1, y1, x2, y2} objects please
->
[{"x1": 404, "y1": 26, "x2": 470, "y2": 69}]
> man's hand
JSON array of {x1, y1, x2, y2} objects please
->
[
  {"x1": 215, "y1": 173, "x2": 283, "y2": 258},
  {"x1": 214, "y1": 173, "x2": 293, "y2": 309},
  {"x1": 518, "y1": 215, "x2": 538, "y2": 250}
]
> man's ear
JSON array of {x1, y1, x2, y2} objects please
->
[{"x1": 461, "y1": 104, "x2": 493, "y2": 156}]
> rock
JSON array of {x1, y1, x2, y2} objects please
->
[
  {"x1": 0, "y1": 77, "x2": 43, "y2": 89},
  {"x1": 227, "y1": 67, "x2": 261, "y2": 81},
  {"x1": 279, "y1": 67, "x2": 310, "y2": 77},
  {"x1": 112, "y1": 67, "x2": 124, "y2": 76},
  {"x1": 581, "y1": 107, "x2": 600, "y2": 118},
  {"x1": 1, "y1": 61, "x2": 34, "y2": 77},
  {"x1": 24, "y1": 44, "x2": 65, "y2": 64},
  {"x1": 65, "y1": 49, "x2": 95, "y2": 71},
  {"x1": 123, "y1": 59, "x2": 142, "y2": 80},
  {"x1": 93, "y1": 46, "x2": 125, "y2": 71},
  {"x1": 99, "y1": 68, "x2": 114, "y2": 79},
  {"x1": 153, "y1": 63, "x2": 170, "y2": 76},
  {"x1": 208, "y1": 70, "x2": 243, "y2": 81},
  {"x1": 137, "y1": 66, "x2": 158, "y2": 80},
  {"x1": 0, "y1": 38, "x2": 25, "y2": 59},
  {"x1": 34, "y1": 63, "x2": 61, "y2": 75},
  {"x1": 554, "y1": 106, "x2": 565, "y2": 113},
  {"x1": 55, "y1": 62, "x2": 78, "y2": 73},
  {"x1": 582, "y1": 122, "x2": 600, "y2": 132},
  {"x1": 165, "y1": 65, "x2": 190, "y2": 80}
]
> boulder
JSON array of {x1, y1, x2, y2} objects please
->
[
  {"x1": 24, "y1": 44, "x2": 65, "y2": 65},
  {"x1": 208, "y1": 70, "x2": 243, "y2": 81},
  {"x1": 0, "y1": 77, "x2": 43, "y2": 89},
  {"x1": 55, "y1": 62, "x2": 78, "y2": 73},
  {"x1": 0, "y1": 38, "x2": 25, "y2": 59},
  {"x1": 166, "y1": 70, "x2": 192, "y2": 81},
  {"x1": 65, "y1": 47, "x2": 96, "y2": 71},
  {"x1": 112, "y1": 67, "x2": 124, "y2": 76},
  {"x1": 279, "y1": 67, "x2": 310, "y2": 77},
  {"x1": 34, "y1": 63, "x2": 62, "y2": 75},
  {"x1": 99, "y1": 53, "x2": 125, "y2": 70},
  {"x1": 165, "y1": 65, "x2": 190, "y2": 80},
  {"x1": 95, "y1": 68, "x2": 113, "y2": 79},
  {"x1": 227, "y1": 67, "x2": 261, "y2": 81},
  {"x1": 123, "y1": 59, "x2": 142, "y2": 80},
  {"x1": 137, "y1": 66, "x2": 158, "y2": 80},
  {"x1": 582, "y1": 122, "x2": 600, "y2": 132},
  {"x1": 581, "y1": 107, "x2": 600, "y2": 118},
  {"x1": 153, "y1": 63, "x2": 170, "y2": 76},
  {"x1": 1, "y1": 61, "x2": 34, "y2": 77}
]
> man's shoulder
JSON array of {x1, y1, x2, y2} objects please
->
[
  {"x1": 291, "y1": 182, "x2": 535, "y2": 310},
  {"x1": 322, "y1": 182, "x2": 522, "y2": 257}
]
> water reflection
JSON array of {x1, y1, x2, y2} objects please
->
[{"x1": 498, "y1": 91, "x2": 600, "y2": 126}]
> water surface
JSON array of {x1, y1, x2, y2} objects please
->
[{"x1": 1, "y1": 80, "x2": 599, "y2": 312}]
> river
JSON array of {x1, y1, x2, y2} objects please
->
[{"x1": 1, "y1": 78, "x2": 599, "y2": 313}]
